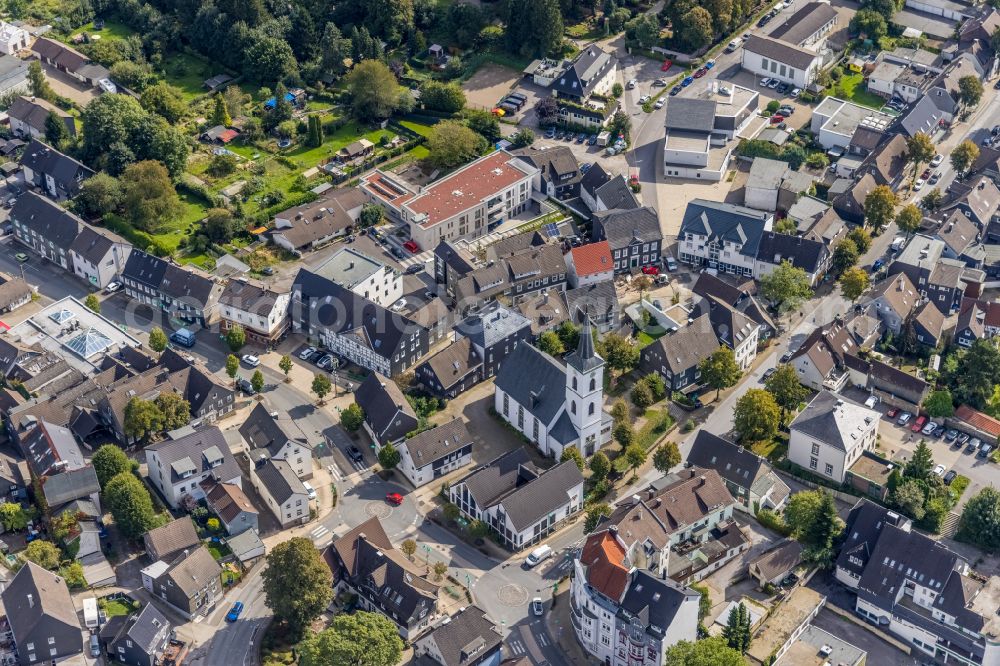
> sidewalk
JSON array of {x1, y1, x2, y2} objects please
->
[{"x1": 546, "y1": 588, "x2": 598, "y2": 665}]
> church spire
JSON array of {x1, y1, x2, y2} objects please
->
[{"x1": 565, "y1": 310, "x2": 603, "y2": 373}]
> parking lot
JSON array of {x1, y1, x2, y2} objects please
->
[{"x1": 875, "y1": 407, "x2": 994, "y2": 511}]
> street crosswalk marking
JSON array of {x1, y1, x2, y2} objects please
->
[
  {"x1": 507, "y1": 640, "x2": 525, "y2": 655},
  {"x1": 311, "y1": 525, "x2": 330, "y2": 542},
  {"x1": 326, "y1": 464, "x2": 341, "y2": 482},
  {"x1": 396, "y1": 250, "x2": 432, "y2": 269},
  {"x1": 535, "y1": 631, "x2": 549, "y2": 647}
]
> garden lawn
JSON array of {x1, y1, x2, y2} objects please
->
[
  {"x1": 834, "y1": 74, "x2": 886, "y2": 109},
  {"x1": 162, "y1": 52, "x2": 219, "y2": 101},
  {"x1": 206, "y1": 541, "x2": 232, "y2": 560},
  {"x1": 63, "y1": 20, "x2": 135, "y2": 42},
  {"x1": 281, "y1": 123, "x2": 393, "y2": 169},
  {"x1": 101, "y1": 598, "x2": 135, "y2": 618},
  {"x1": 752, "y1": 433, "x2": 789, "y2": 463}
]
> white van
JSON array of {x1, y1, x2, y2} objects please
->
[
  {"x1": 83, "y1": 597, "x2": 99, "y2": 630},
  {"x1": 525, "y1": 545, "x2": 553, "y2": 568}
]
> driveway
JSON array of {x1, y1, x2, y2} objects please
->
[{"x1": 39, "y1": 62, "x2": 98, "y2": 107}]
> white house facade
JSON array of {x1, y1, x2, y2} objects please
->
[{"x1": 789, "y1": 391, "x2": 879, "y2": 483}]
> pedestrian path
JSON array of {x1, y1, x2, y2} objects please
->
[{"x1": 310, "y1": 524, "x2": 331, "y2": 544}]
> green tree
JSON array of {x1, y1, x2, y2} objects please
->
[
  {"x1": 951, "y1": 139, "x2": 980, "y2": 175},
  {"x1": 0, "y1": 502, "x2": 27, "y2": 531},
  {"x1": 76, "y1": 173, "x2": 123, "y2": 218},
  {"x1": 560, "y1": 446, "x2": 585, "y2": 471},
  {"x1": 44, "y1": 111, "x2": 70, "y2": 149},
  {"x1": 155, "y1": 392, "x2": 191, "y2": 429},
  {"x1": 895, "y1": 203, "x2": 923, "y2": 238},
  {"x1": 847, "y1": 227, "x2": 873, "y2": 253},
  {"x1": 653, "y1": 442, "x2": 681, "y2": 474},
  {"x1": 958, "y1": 75, "x2": 984, "y2": 108},
  {"x1": 733, "y1": 389, "x2": 779, "y2": 444},
  {"x1": 610, "y1": 398, "x2": 629, "y2": 424},
  {"x1": 677, "y1": 6, "x2": 713, "y2": 50},
  {"x1": 891, "y1": 478, "x2": 927, "y2": 520},
  {"x1": 262, "y1": 537, "x2": 334, "y2": 639},
  {"x1": 211, "y1": 94, "x2": 232, "y2": 127},
  {"x1": 427, "y1": 120, "x2": 485, "y2": 168},
  {"x1": 84, "y1": 293, "x2": 101, "y2": 314},
  {"x1": 643, "y1": 373, "x2": 667, "y2": 401},
  {"x1": 401, "y1": 539, "x2": 417, "y2": 560},
  {"x1": 300, "y1": 612, "x2": 403, "y2": 666},
  {"x1": 924, "y1": 389, "x2": 954, "y2": 418},
  {"x1": 722, "y1": 602, "x2": 752, "y2": 653},
  {"x1": 244, "y1": 37, "x2": 299, "y2": 82},
  {"x1": 589, "y1": 451, "x2": 611, "y2": 482},
  {"x1": 204, "y1": 208, "x2": 238, "y2": 242},
  {"x1": 584, "y1": 503, "x2": 612, "y2": 533},
  {"x1": 509, "y1": 127, "x2": 535, "y2": 148},
  {"x1": 597, "y1": 333, "x2": 639, "y2": 386},
  {"x1": 340, "y1": 403, "x2": 365, "y2": 432},
  {"x1": 831, "y1": 239, "x2": 859, "y2": 274},
  {"x1": 864, "y1": 184, "x2": 896, "y2": 233},
  {"x1": 24, "y1": 540, "x2": 61, "y2": 570},
  {"x1": 505, "y1": 0, "x2": 564, "y2": 57},
  {"x1": 850, "y1": 8, "x2": 888, "y2": 41},
  {"x1": 120, "y1": 161, "x2": 183, "y2": 233},
  {"x1": 631, "y1": 381, "x2": 653, "y2": 408},
  {"x1": 463, "y1": 109, "x2": 501, "y2": 143},
  {"x1": 378, "y1": 442, "x2": 401, "y2": 470},
  {"x1": 764, "y1": 364, "x2": 808, "y2": 426},
  {"x1": 225, "y1": 324, "x2": 247, "y2": 352},
  {"x1": 904, "y1": 439, "x2": 935, "y2": 481},
  {"x1": 699, "y1": 347, "x2": 742, "y2": 398},
  {"x1": 279, "y1": 354, "x2": 293, "y2": 381},
  {"x1": 27, "y1": 60, "x2": 56, "y2": 102},
  {"x1": 922, "y1": 188, "x2": 945, "y2": 211},
  {"x1": 613, "y1": 421, "x2": 634, "y2": 448},
  {"x1": 691, "y1": 583, "x2": 712, "y2": 623},
  {"x1": 148, "y1": 327, "x2": 168, "y2": 355},
  {"x1": 663, "y1": 636, "x2": 745, "y2": 666},
  {"x1": 952, "y1": 339, "x2": 1000, "y2": 409},
  {"x1": 225, "y1": 354, "x2": 240, "y2": 384},
  {"x1": 346, "y1": 60, "x2": 404, "y2": 121},
  {"x1": 839, "y1": 267, "x2": 870, "y2": 303},
  {"x1": 123, "y1": 397, "x2": 164, "y2": 441},
  {"x1": 306, "y1": 115, "x2": 324, "y2": 148},
  {"x1": 251, "y1": 370, "x2": 265, "y2": 396},
  {"x1": 759, "y1": 260, "x2": 813, "y2": 315},
  {"x1": 906, "y1": 132, "x2": 936, "y2": 184},
  {"x1": 312, "y1": 373, "x2": 333, "y2": 404},
  {"x1": 957, "y1": 487, "x2": 1000, "y2": 551},
  {"x1": 92, "y1": 444, "x2": 133, "y2": 488},
  {"x1": 774, "y1": 217, "x2": 798, "y2": 234},
  {"x1": 538, "y1": 330, "x2": 565, "y2": 356},
  {"x1": 140, "y1": 82, "x2": 187, "y2": 124},
  {"x1": 795, "y1": 491, "x2": 842, "y2": 567},
  {"x1": 105, "y1": 471, "x2": 159, "y2": 540},
  {"x1": 419, "y1": 81, "x2": 466, "y2": 112},
  {"x1": 623, "y1": 443, "x2": 647, "y2": 480}
]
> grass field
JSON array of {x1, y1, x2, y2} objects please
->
[
  {"x1": 100, "y1": 598, "x2": 136, "y2": 618},
  {"x1": 162, "y1": 53, "x2": 220, "y2": 101},
  {"x1": 832, "y1": 74, "x2": 885, "y2": 109}
]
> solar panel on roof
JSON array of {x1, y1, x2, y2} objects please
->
[{"x1": 543, "y1": 222, "x2": 560, "y2": 237}]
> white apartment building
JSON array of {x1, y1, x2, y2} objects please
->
[
  {"x1": 789, "y1": 391, "x2": 879, "y2": 483},
  {"x1": 360, "y1": 151, "x2": 538, "y2": 249},
  {"x1": 218, "y1": 280, "x2": 290, "y2": 344},
  {"x1": 312, "y1": 247, "x2": 402, "y2": 307},
  {"x1": 0, "y1": 22, "x2": 29, "y2": 55}
]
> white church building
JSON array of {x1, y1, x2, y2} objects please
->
[{"x1": 494, "y1": 319, "x2": 613, "y2": 458}]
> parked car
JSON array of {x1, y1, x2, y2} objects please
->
[
  {"x1": 226, "y1": 602, "x2": 244, "y2": 623},
  {"x1": 525, "y1": 545, "x2": 553, "y2": 567},
  {"x1": 346, "y1": 445, "x2": 364, "y2": 463},
  {"x1": 725, "y1": 39, "x2": 740, "y2": 53},
  {"x1": 790, "y1": 88, "x2": 801, "y2": 98},
  {"x1": 303, "y1": 481, "x2": 316, "y2": 500},
  {"x1": 693, "y1": 68, "x2": 707, "y2": 79},
  {"x1": 930, "y1": 154, "x2": 943, "y2": 166},
  {"x1": 770, "y1": 114, "x2": 784, "y2": 124},
  {"x1": 665, "y1": 256, "x2": 678, "y2": 271},
  {"x1": 944, "y1": 470, "x2": 957, "y2": 484},
  {"x1": 237, "y1": 377, "x2": 255, "y2": 394},
  {"x1": 944, "y1": 428, "x2": 959, "y2": 442},
  {"x1": 957, "y1": 432, "x2": 971, "y2": 446},
  {"x1": 14, "y1": 253, "x2": 27, "y2": 262},
  {"x1": 316, "y1": 354, "x2": 335, "y2": 370},
  {"x1": 921, "y1": 420, "x2": 937, "y2": 436},
  {"x1": 767, "y1": 79, "x2": 780, "y2": 89},
  {"x1": 979, "y1": 444, "x2": 994, "y2": 459},
  {"x1": 532, "y1": 598, "x2": 544, "y2": 616},
  {"x1": 911, "y1": 415, "x2": 927, "y2": 432},
  {"x1": 105, "y1": 281, "x2": 122, "y2": 294},
  {"x1": 386, "y1": 492, "x2": 404, "y2": 506},
  {"x1": 241, "y1": 354, "x2": 260, "y2": 367},
  {"x1": 681, "y1": 76, "x2": 694, "y2": 87},
  {"x1": 933, "y1": 424, "x2": 946, "y2": 438},
  {"x1": 761, "y1": 367, "x2": 777, "y2": 382},
  {"x1": 588, "y1": 135, "x2": 598, "y2": 145},
  {"x1": 705, "y1": 59, "x2": 715, "y2": 69},
  {"x1": 896, "y1": 411, "x2": 912, "y2": 425},
  {"x1": 967, "y1": 437, "x2": 981, "y2": 453},
  {"x1": 403, "y1": 240, "x2": 420, "y2": 253},
  {"x1": 872, "y1": 259, "x2": 885, "y2": 271},
  {"x1": 641, "y1": 265, "x2": 660, "y2": 275},
  {"x1": 654, "y1": 98, "x2": 665, "y2": 109},
  {"x1": 639, "y1": 95, "x2": 651, "y2": 104},
  {"x1": 780, "y1": 351, "x2": 794, "y2": 363},
  {"x1": 670, "y1": 85, "x2": 682, "y2": 96},
  {"x1": 653, "y1": 78, "x2": 667, "y2": 87},
  {"x1": 932, "y1": 464, "x2": 946, "y2": 477},
  {"x1": 778, "y1": 105, "x2": 794, "y2": 116},
  {"x1": 776, "y1": 82, "x2": 791, "y2": 94},
  {"x1": 626, "y1": 79, "x2": 637, "y2": 89},
  {"x1": 913, "y1": 178, "x2": 925, "y2": 191},
  {"x1": 661, "y1": 59, "x2": 673, "y2": 71}
]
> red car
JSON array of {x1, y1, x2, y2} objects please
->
[
  {"x1": 641, "y1": 265, "x2": 660, "y2": 275},
  {"x1": 386, "y1": 492, "x2": 404, "y2": 506},
  {"x1": 911, "y1": 415, "x2": 928, "y2": 432},
  {"x1": 661, "y1": 59, "x2": 672, "y2": 71},
  {"x1": 693, "y1": 67, "x2": 707, "y2": 79},
  {"x1": 886, "y1": 408, "x2": 899, "y2": 418},
  {"x1": 921, "y1": 168, "x2": 932, "y2": 180},
  {"x1": 403, "y1": 240, "x2": 420, "y2": 253},
  {"x1": 770, "y1": 114, "x2": 785, "y2": 124}
]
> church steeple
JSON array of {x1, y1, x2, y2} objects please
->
[{"x1": 565, "y1": 313, "x2": 603, "y2": 374}]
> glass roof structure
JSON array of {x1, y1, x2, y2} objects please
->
[{"x1": 66, "y1": 328, "x2": 114, "y2": 358}]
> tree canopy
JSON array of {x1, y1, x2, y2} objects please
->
[
  {"x1": 699, "y1": 348, "x2": 741, "y2": 398},
  {"x1": 299, "y1": 611, "x2": 403, "y2": 666},
  {"x1": 759, "y1": 261, "x2": 813, "y2": 314},
  {"x1": 958, "y1": 487, "x2": 1000, "y2": 551},
  {"x1": 733, "y1": 389, "x2": 780, "y2": 444},
  {"x1": 663, "y1": 637, "x2": 745, "y2": 666},
  {"x1": 92, "y1": 444, "x2": 134, "y2": 488},
  {"x1": 864, "y1": 185, "x2": 896, "y2": 233},
  {"x1": 262, "y1": 537, "x2": 334, "y2": 638},
  {"x1": 105, "y1": 472, "x2": 159, "y2": 540}
]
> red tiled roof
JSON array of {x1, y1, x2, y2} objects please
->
[
  {"x1": 218, "y1": 129, "x2": 240, "y2": 143},
  {"x1": 955, "y1": 404, "x2": 1000, "y2": 438},
  {"x1": 363, "y1": 171, "x2": 415, "y2": 206},
  {"x1": 571, "y1": 241, "x2": 613, "y2": 277},
  {"x1": 406, "y1": 151, "x2": 534, "y2": 228},
  {"x1": 580, "y1": 531, "x2": 629, "y2": 601}
]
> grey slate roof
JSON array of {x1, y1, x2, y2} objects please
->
[
  {"x1": 354, "y1": 373, "x2": 419, "y2": 440},
  {"x1": 240, "y1": 403, "x2": 295, "y2": 457},
  {"x1": 768, "y1": 1, "x2": 838, "y2": 45},
  {"x1": 645, "y1": 314, "x2": 720, "y2": 374},
  {"x1": 42, "y1": 464, "x2": 98, "y2": 507},
  {"x1": 755, "y1": 231, "x2": 828, "y2": 273},
  {"x1": 565, "y1": 281, "x2": 619, "y2": 322},
  {"x1": 11, "y1": 191, "x2": 82, "y2": 250},
  {"x1": 20, "y1": 139, "x2": 93, "y2": 193},
  {"x1": 743, "y1": 34, "x2": 818, "y2": 70},
  {"x1": 146, "y1": 426, "x2": 240, "y2": 486},
  {"x1": 2, "y1": 561, "x2": 81, "y2": 656},
  {"x1": 494, "y1": 343, "x2": 569, "y2": 426},
  {"x1": 680, "y1": 199, "x2": 771, "y2": 260},
  {"x1": 255, "y1": 458, "x2": 306, "y2": 505},
  {"x1": 594, "y1": 175, "x2": 639, "y2": 211},
  {"x1": 664, "y1": 98, "x2": 717, "y2": 133},
  {"x1": 159, "y1": 545, "x2": 222, "y2": 597},
  {"x1": 218, "y1": 279, "x2": 286, "y2": 318},
  {"x1": 144, "y1": 517, "x2": 200, "y2": 561},
  {"x1": 113, "y1": 602, "x2": 170, "y2": 658},
  {"x1": 498, "y1": 459, "x2": 583, "y2": 531},
  {"x1": 458, "y1": 448, "x2": 538, "y2": 508},
  {"x1": 579, "y1": 162, "x2": 612, "y2": 196},
  {"x1": 550, "y1": 46, "x2": 615, "y2": 99},
  {"x1": 592, "y1": 206, "x2": 661, "y2": 250},
  {"x1": 790, "y1": 390, "x2": 877, "y2": 451},
  {"x1": 456, "y1": 303, "x2": 530, "y2": 350},
  {"x1": 687, "y1": 430, "x2": 765, "y2": 490},
  {"x1": 619, "y1": 570, "x2": 696, "y2": 635},
  {"x1": 423, "y1": 605, "x2": 501, "y2": 666},
  {"x1": 565, "y1": 317, "x2": 603, "y2": 373},
  {"x1": 8, "y1": 95, "x2": 74, "y2": 135},
  {"x1": 403, "y1": 419, "x2": 474, "y2": 468}
]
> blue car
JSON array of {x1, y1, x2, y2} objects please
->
[
  {"x1": 226, "y1": 601, "x2": 245, "y2": 623},
  {"x1": 669, "y1": 85, "x2": 682, "y2": 96},
  {"x1": 872, "y1": 259, "x2": 885, "y2": 271},
  {"x1": 681, "y1": 76, "x2": 694, "y2": 87}
]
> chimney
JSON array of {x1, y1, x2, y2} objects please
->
[
  {"x1": 26, "y1": 594, "x2": 32, "y2": 608},
  {"x1": 632, "y1": 494, "x2": 641, "y2": 504}
]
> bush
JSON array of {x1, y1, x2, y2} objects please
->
[
  {"x1": 765, "y1": 100, "x2": 780, "y2": 114},
  {"x1": 756, "y1": 508, "x2": 792, "y2": 536}
]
